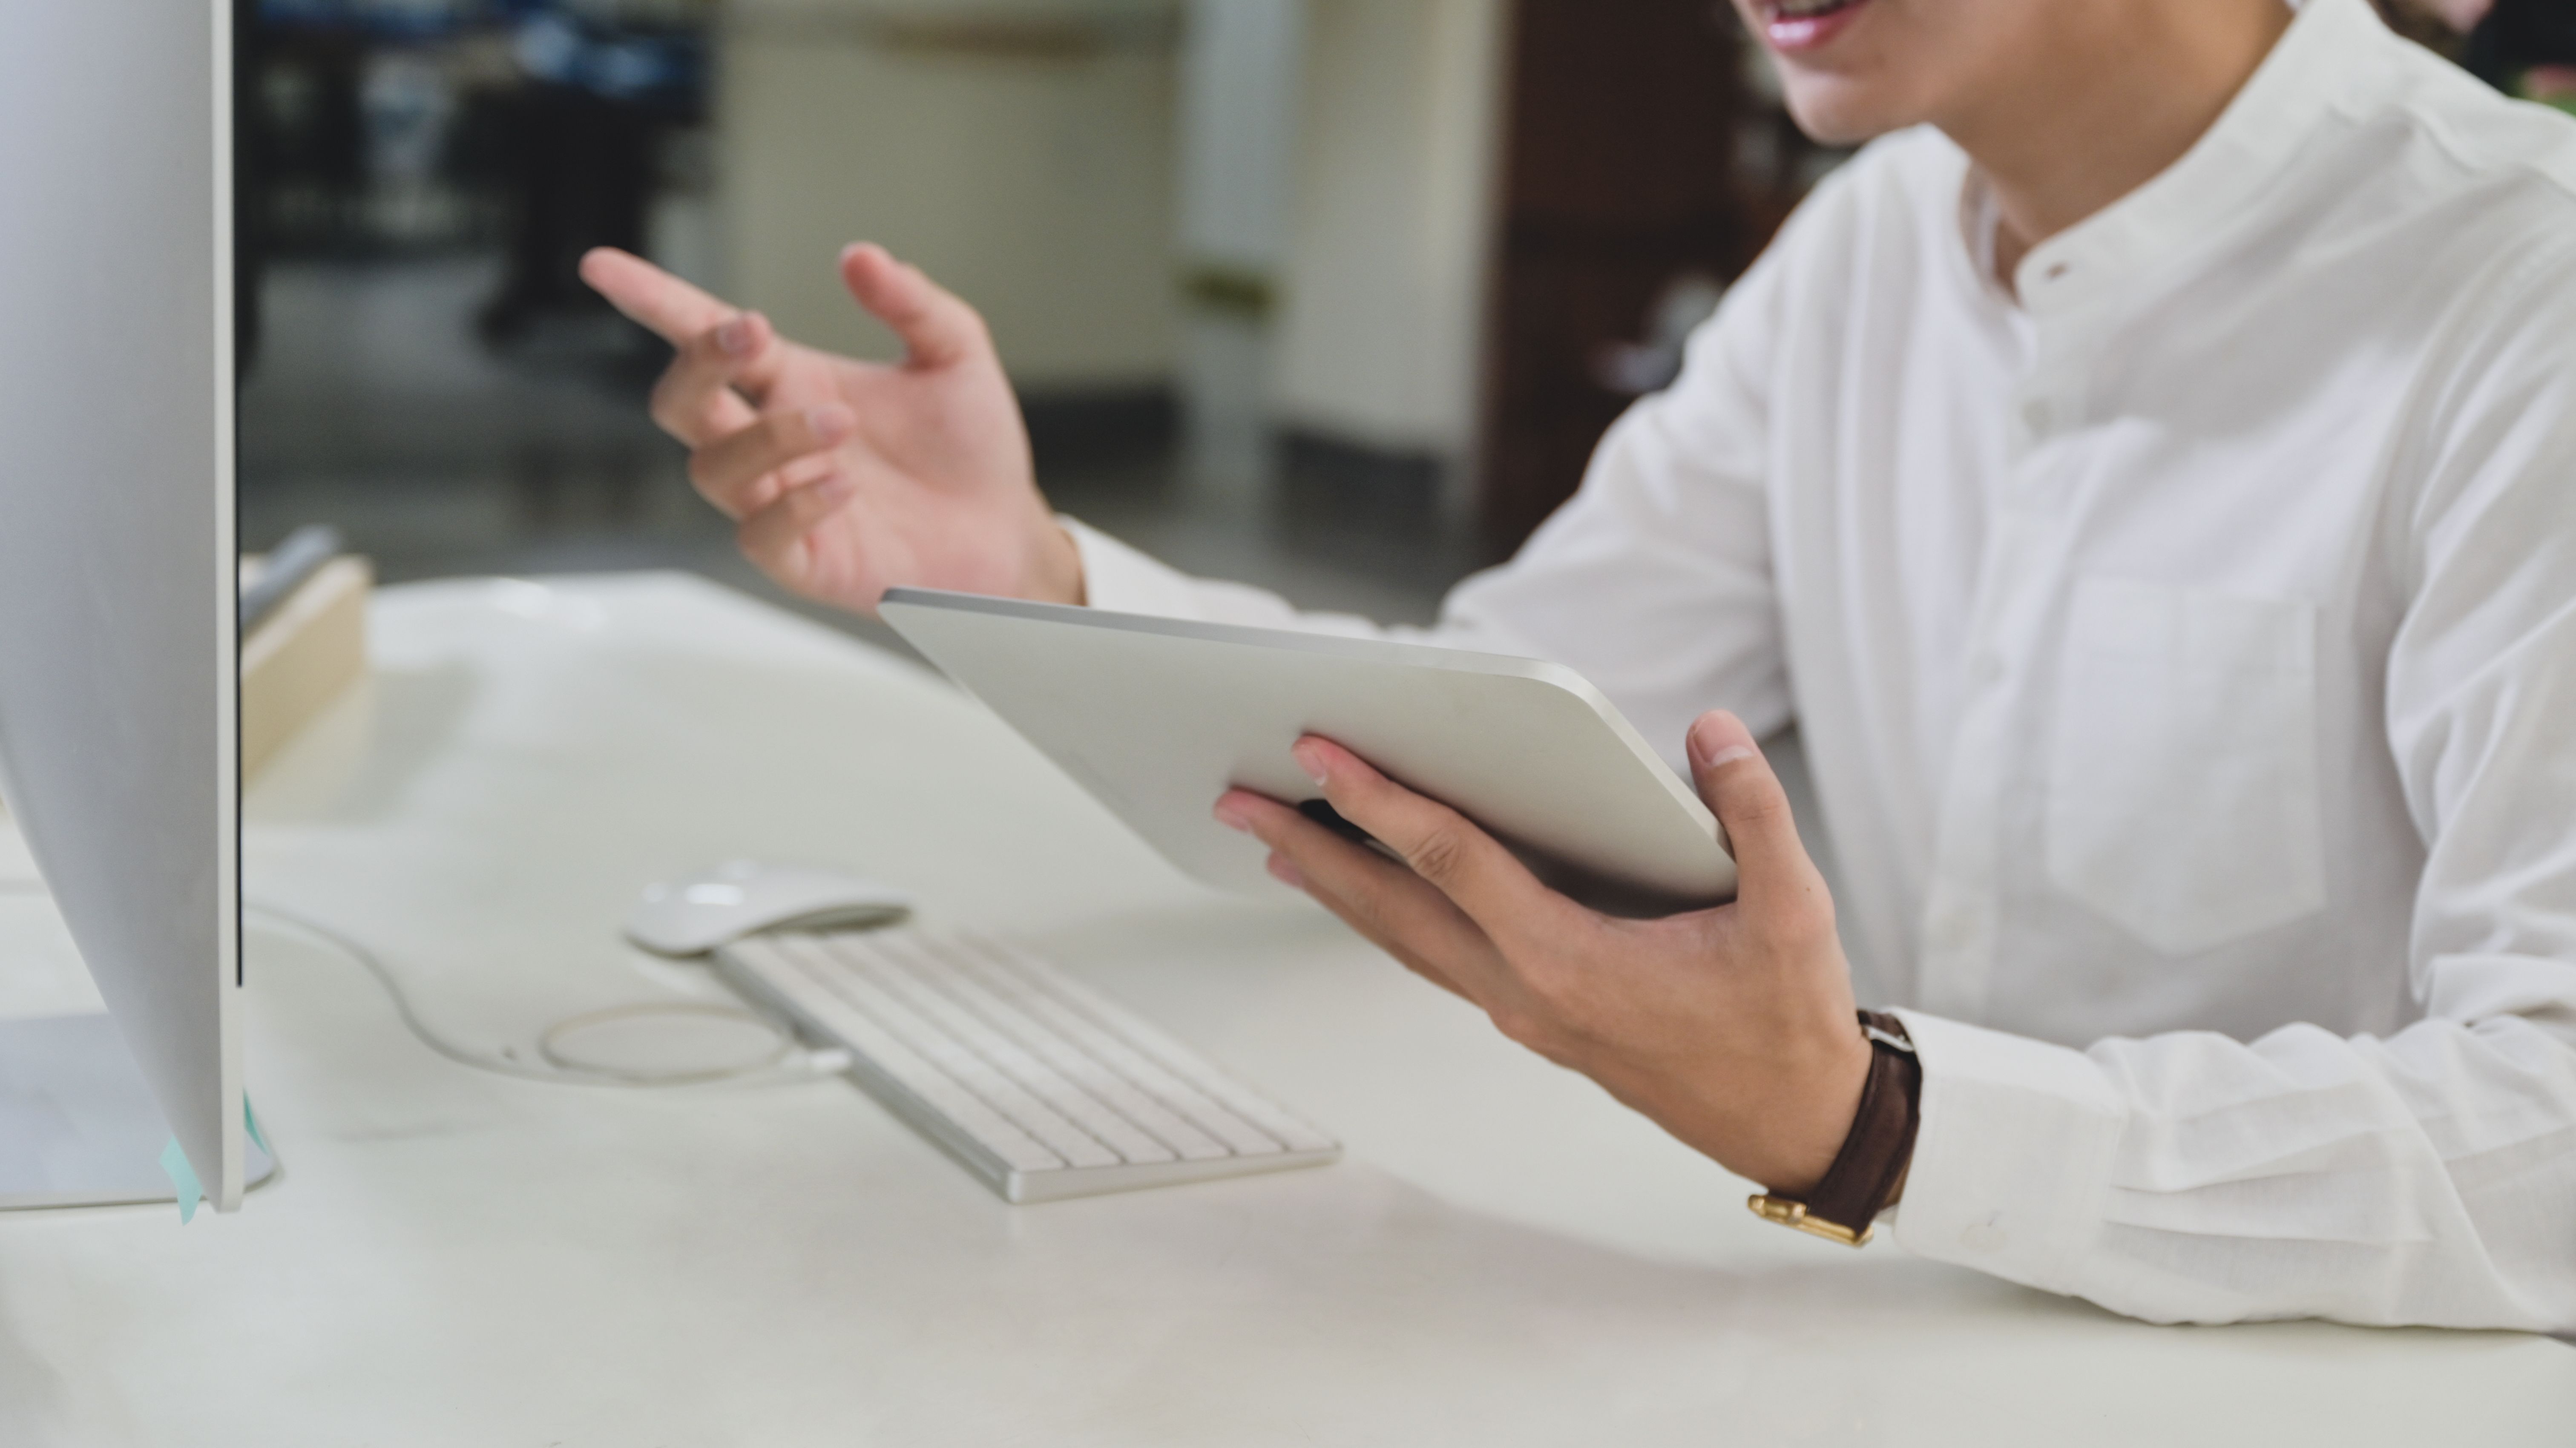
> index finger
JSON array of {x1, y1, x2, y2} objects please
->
[
  {"x1": 1214, "y1": 789, "x2": 1493, "y2": 1003},
  {"x1": 1289, "y1": 736, "x2": 1584, "y2": 944},
  {"x1": 581, "y1": 247, "x2": 734, "y2": 343}
]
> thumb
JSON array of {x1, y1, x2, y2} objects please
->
[
  {"x1": 1686, "y1": 710, "x2": 1820, "y2": 906},
  {"x1": 840, "y1": 242, "x2": 992, "y2": 371}
]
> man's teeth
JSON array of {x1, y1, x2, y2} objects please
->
[{"x1": 1773, "y1": 0, "x2": 1854, "y2": 18}]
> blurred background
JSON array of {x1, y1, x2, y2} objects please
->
[
  {"x1": 236, "y1": 0, "x2": 2569, "y2": 634},
  {"x1": 234, "y1": 0, "x2": 1843, "y2": 633}
]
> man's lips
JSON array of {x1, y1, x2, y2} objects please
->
[{"x1": 1757, "y1": 0, "x2": 1870, "y2": 54}]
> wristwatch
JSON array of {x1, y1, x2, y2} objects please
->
[{"x1": 1747, "y1": 1011, "x2": 1920, "y2": 1247}]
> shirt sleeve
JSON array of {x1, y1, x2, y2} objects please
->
[
  {"x1": 1889, "y1": 248, "x2": 2576, "y2": 1333},
  {"x1": 1067, "y1": 218, "x2": 1802, "y2": 766}
]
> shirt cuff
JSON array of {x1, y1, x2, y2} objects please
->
[
  {"x1": 1061, "y1": 516, "x2": 1210, "y2": 621},
  {"x1": 1888, "y1": 1010, "x2": 2128, "y2": 1294}
]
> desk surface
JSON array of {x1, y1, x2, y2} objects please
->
[{"x1": 0, "y1": 573, "x2": 2567, "y2": 1446}]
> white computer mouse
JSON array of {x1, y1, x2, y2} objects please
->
[{"x1": 624, "y1": 860, "x2": 914, "y2": 957}]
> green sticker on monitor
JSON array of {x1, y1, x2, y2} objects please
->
[
  {"x1": 159, "y1": 1137, "x2": 204, "y2": 1224},
  {"x1": 159, "y1": 1100, "x2": 264, "y2": 1224}
]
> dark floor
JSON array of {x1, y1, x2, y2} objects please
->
[{"x1": 239, "y1": 256, "x2": 1484, "y2": 655}]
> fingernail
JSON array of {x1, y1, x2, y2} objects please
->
[
  {"x1": 1214, "y1": 797, "x2": 1254, "y2": 833},
  {"x1": 1688, "y1": 715, "x2": 1756, "y2": 770},
  {"x1": 806, "y1": 405, "x2": 852, "y2": 443},
  {"x1": 810, "y1": 474, "x2": 856, "y2": 505},
  {"x1": 1291, "y1": 739, "x2": 1330, "y2": 788},
  {"x1": 1266, "y1": 854, "x2": 1305, "y2": 889},
  {"x1": 716, "y1": 317, "x2": 752, "y2": 355}
]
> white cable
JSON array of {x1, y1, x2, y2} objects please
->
[
  {"x1": 242, "y1": 902, "x2": 823, "y2": 1091},
  {"x1": 540, "y1": 1001, "x2": 794, "y2": 1086}
]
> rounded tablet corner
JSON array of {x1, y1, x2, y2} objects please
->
[
  {"x1": 1483, "y1": 653, "x2": 1618, "y2": 711},
  {"x1": 874, "y1": 586, "x2": 932, "y2": 618},
  {"x1": 1486, "y1": 658, "x2": 1698, "y2": 783}
]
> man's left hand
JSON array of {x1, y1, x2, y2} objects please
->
[{"x1": 1213, "y1": 709, "x2": 1872, "y2": 1196}]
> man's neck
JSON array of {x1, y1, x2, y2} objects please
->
[{"x1": 1950, "y1": 0, "x2": 2296, "y2": 290}]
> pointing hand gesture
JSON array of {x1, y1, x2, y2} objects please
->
[{"x1": 582, "y1": 245, "x2": 1084, "y2": 613}]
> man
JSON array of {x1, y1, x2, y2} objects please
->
[{"x1": 584, "y1": 0, "x2": 2576, "y2": 1331}]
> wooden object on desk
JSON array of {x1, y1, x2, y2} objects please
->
[{"x1": 239, "y1": 554, "x2": 370, "y2": 781}]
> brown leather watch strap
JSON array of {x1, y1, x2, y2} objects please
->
[{"x1": 1746, "y1": 1011, "x2": 1921, "y2": 1247}]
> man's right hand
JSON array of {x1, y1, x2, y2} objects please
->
[{"x1": 580, "y1": 244, "x2": 1084, "y2": 613}]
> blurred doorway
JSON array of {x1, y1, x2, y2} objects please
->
[{"x1": 1475, "y1": 0, "x2": 1832, "y2": 554}]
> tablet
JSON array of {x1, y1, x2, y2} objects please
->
[{"x1": 879, "y1": 589, "x2": 1736, "y2": 912}]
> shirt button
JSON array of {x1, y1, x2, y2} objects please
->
[
  {"x1": 1975, "y1": 653, "x2": 2007, "y2": 687},
  {"x1": 1931, "y1": 911, "x2": 1978, "y2": 951},
  {"x1": 2021, "y1": 400, "x2": 2049, "y2": 433},
  {"x1": 1960, "y1": 1220, "x2": 2010, "y2": 1254}
]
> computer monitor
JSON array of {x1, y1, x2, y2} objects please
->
[{"x1": 0, "y1": 0, "x2": 270, "y2": 1212}]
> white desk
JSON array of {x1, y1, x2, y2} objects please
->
[{"x1": 0, "y1": 574, "x2": 2567, "y2": 1446}]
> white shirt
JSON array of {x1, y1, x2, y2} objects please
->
[{"x1": 1067, "y1": 0, "x2": 2576, "y2": 1333}]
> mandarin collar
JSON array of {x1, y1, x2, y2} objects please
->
[{"x1": 1956, "y1": 0, "x2": 2395, "y2": 317}]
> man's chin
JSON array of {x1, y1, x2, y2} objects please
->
[{"x1": 1779, "y1": 80, "x2": 1914, "y2": 147}]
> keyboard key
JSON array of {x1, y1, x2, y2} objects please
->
[
  {"x1": 858, "y1": 932, "x2": 1180, "y2": 1166},
  {"x1": 716, "y1": 928, "x2": 1339, "y2": 1203},
  {"x1": 974, "y1": 938, "x2": 1339, "y2": 1156},
  {"x1": 773, "y1": 934, "x2": 1120, "y2": 1170},
  {"x1": 732, "y1": 937, "x2": 1064, "y2": 1175}
]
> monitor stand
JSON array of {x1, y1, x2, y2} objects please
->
[
  {"x1": 0, "y1": 807, "x2": 276, "y2": 1210},
  {"x1": 0, "y1": 1012, "x2": 276, "y2": 1210}
]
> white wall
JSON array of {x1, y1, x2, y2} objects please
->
[
  {"x1": 714, "y1": 0, "x2": 1512, "y2": 443},
  {"x1": 717, "y1": 0, "x2": 1183, "y2": 391},
  {"x1": 1271, "y1": 0, "x2": 1507, "y2": 463},
  {"x1": 1170, "y1": 0, "x2": 1307, "y2": 498}
]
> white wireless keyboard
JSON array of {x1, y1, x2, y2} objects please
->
[{"x1": 715, "y1": 928, "x2": 1339, "y2": 1202}]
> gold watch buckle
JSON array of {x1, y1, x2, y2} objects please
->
[{"x1": 1747, "y1": 1193, "x2": 1872, "y2": 1247}]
